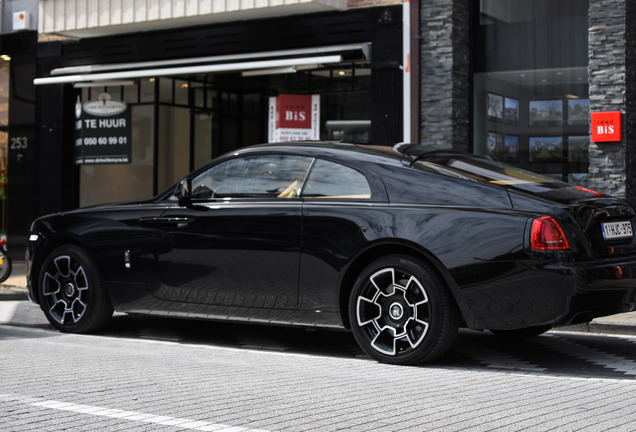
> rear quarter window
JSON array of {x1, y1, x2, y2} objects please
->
[{"x1": 302, "y1": 159, "x2": 371, "y2": 199}]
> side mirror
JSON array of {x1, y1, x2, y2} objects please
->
[{"x1": 177, "y1": 179, "x2": 192, "y2": 207}]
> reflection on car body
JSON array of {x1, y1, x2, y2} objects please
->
[{"x1": 27, "y1": 141, "x2": 636, "y2": 365}]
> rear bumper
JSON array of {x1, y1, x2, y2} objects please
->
[
  {"x1": 457, "y1": 256, "x2": 636, "y2": 331},
  {"x1": 555, "y1": 257, "x2": 636, "y2": 326}
]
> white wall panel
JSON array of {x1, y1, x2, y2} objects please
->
[
  {"x1": 136, "y1": 0, "x2": 147, "y2": 23},
  {"x1": 99, "y1": 0, "x2": 111, "y2": 26},
  {"x1": 159, "y1": 0, "x2": 171, "y2": 20},
  {"x1": 122, "y1": 0, "x2": 135, "y2": 24},
  {"x1": 147, "y1": 0, "x2": 160, "y2": 21},
  {"x1": 86, "y1": 0, "x2": 99, "y2": 28},
  {"x1": 199, "y1": 0, "x2": 212, "y2": 15},
  {"x1": 111, "y1": 0, "x2": 123, "y2": 25},
  {"x1": 39, "y1": 0, "x2": 348, "y2": 37},
  {"x1": 53, "y1": 0, "x2": 65, "y2": 32},
  {"x1": 174, "y1": 0, "x2": 186, "y2": 18},
  {"x1": 185, "y1": 0, "x2": 199, "y2": 17}
]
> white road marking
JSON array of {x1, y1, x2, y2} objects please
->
[{"x1": 28, "y1": 399, "x2": 271, "y2": 432}]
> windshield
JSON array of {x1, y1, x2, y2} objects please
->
[{"x1": 414, "y1": 154, "x2": 567, "y2": 193}]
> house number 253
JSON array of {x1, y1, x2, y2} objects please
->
[{"x1": 10, "y1": 137, "x2": 28, "y2": 150}]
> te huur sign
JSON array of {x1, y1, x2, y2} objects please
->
[
  {"x1": 74, "y1": 93, "x2": 132, "y2": 165},
  {"x1": 591, "y1": 111, "x2": 622, "y2": 143}
]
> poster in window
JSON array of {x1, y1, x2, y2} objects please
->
[
  {"x1": 503, "y1": 135, "x2": 519, "y2": 162},
  {"x1": 529, "y1": 100, "x2": 563, "y2": 127},
  {"x1": 529, "y1": 137, "x2": 562, "y2": 162},
  {"x1": 74, "y1": 93, "x2": 132, "y2": 165},
  {"x1": 268, "y1": 94, "x2": 320, "y2": 142},
  {"x1": 487, "y1": 93, "x2": 503, "y2": 121},
  {"x1": 504, "y1": 97, "x2": 519, "y2": 125},
  {"x1": 487, "y1": 132, "x2": 503, "y2": 160},
  {"x1": 568, "y1": 136, "x2": 589, "y2": 164},
  {"x1": 568, "y1": 99, "x2": 590, "y2": 125}
]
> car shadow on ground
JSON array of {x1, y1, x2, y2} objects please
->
[{"x1": 96, "y1": 314, "x2": 636, "y2": 380}]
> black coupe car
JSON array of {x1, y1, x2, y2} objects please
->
[{"x1": 27, "y1": 141, "x2": 636, "y2": 365}]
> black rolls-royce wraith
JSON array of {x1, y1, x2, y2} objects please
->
[{"x1": 27, "y1": 142, "x2": 636, "y2": 364}]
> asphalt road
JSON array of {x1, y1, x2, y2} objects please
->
[{"x1": 2, "y1": 300, "x2": 636, "y2": 431}]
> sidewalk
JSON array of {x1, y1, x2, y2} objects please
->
[
  {"x1": 0, "y1": 260, "x2": 28, "y2": 301},
  {"x1": 2, "y1": 260, "x2": 636, "y2": 336}
]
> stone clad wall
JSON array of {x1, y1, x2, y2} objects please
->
[
  {"x1": 419, "y1": 0, "x2": 471, "y2": 151},
  {"x1": 588, "y1": 0, "x2": 634, "y2": 200},
  {"x1": 626, "y1": 1, "x2": 636, "y2": 204}
]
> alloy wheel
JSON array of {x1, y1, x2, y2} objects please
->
[
  {"x1": 42, "y1": 255, "x2": 90, "y2": 325},
  {"x1": 355, "y1": 267, "x2": 431, "y2": 356}
]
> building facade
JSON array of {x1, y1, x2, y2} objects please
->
[{"x1": 0, "y1": 0, "x2": 634, "y2": 254}]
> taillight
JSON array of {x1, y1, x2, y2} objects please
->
[{"x1": 531, "y1": 216, "x2": 570, "y2": 250}]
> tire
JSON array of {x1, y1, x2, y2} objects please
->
[
  {"x1": 39, "y1": 245, "x2": 113, "y2": 333},
  {"x1": 349, "y1": 255, "x2": 460, "y2": 365},
  {"x1": 0, "y1": 249, "x2": 12, "y2": 283},
  {"x1": 489, "y1": 325, "x2": 552, "y2": 339}
]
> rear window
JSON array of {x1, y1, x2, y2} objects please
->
[{"x1": 414, "y1": 155, "x2": 568, "y2": 194}]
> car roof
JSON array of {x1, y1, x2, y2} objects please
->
[{"x1": 232, "y1": 141, "x2": 468, "y2": 164}]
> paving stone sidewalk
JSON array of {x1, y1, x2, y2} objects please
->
[
  {"x1": 2, "y1": 260, "x2": 636, "y2": 335},
  {"x1": 0, "y1": 261, "x2": 28, "y2": 301}
]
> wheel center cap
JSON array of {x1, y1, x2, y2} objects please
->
[
  {"x1": 64, "y1": 283, "x2": 75, "y2": 297},
  {"x1": 389, "y1": 302, "x2": 404, "y2": 320}
]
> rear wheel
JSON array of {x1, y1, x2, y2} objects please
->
[
  {"x1": 349, "y1": 255, "x2": 459, "y2": 365},
  {"x1": 39, "y1": 245, "x2": 113, "y2": 333}
]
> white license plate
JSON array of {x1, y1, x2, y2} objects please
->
[{"x1": 602, "y1": 221, "x2": 634, "y2": 240}]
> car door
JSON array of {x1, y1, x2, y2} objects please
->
[
  {"x1": 145, "y1": 153, "x2": 313, "y2": 309},
  {"x1": 299, "y1": 158, "x2": 376, "y2": 311}
]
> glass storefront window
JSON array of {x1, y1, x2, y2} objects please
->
[
  {"x1": 140, "y1": 78, "x2": 155, "y2": 102},
  {"x1": 473, "y1": 0, "x2": 589, "y2": 185},
  {"x1": 79, "y1": 104, "x2": 155, "y2": 207},
  {"x1": 175, "y1": 79, "x2": 189, "y2": 106},
  {"x1": 78, "y1": 61, "x2": 372, "y2": 205},
  {"x1": 157, "y1": 105, "x2": 190, "y2": 191}
]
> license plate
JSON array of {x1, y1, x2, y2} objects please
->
[{"x1": 602, "y1": 221, "x2": 634, "y2": 240}]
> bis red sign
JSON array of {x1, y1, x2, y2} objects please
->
[
  {"x1": 268, "y1": 94, "x2": 320, "y2": 142},
  {"x1": 277, "y1": 94, "x2": 312, "y2": 129},
  {"x1": 591, "y1": 111, "x2": 622, "y2": 143}
]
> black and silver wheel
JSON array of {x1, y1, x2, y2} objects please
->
[
  {"x1": 349, "y1": 255, "x2": 459, "y2": 365},
  {"x1": 39, "y1": 245, "x2": 113, "y2": 333}
]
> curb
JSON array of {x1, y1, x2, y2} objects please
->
[{"x1": 0, "y1": 288, "x2": 28, "y2": 301}]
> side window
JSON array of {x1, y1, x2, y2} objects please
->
[
  {"x1": 302, "y1": 159, "x2": 371, "y2": 199},
  {"x1": 190, "y1": 155, "x2": 312, "y2": 199}
]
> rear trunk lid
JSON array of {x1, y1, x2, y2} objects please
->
[{"x1": 510, "y1": 185, "x2": 636, "y2": 258}]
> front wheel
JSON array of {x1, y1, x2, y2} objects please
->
[
  {"x1": 349, "y1": 255, "x2": 459, "y2": 365},
  {"x1": 39, "y1": 245, "x2": 113, "y2": 333}
]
